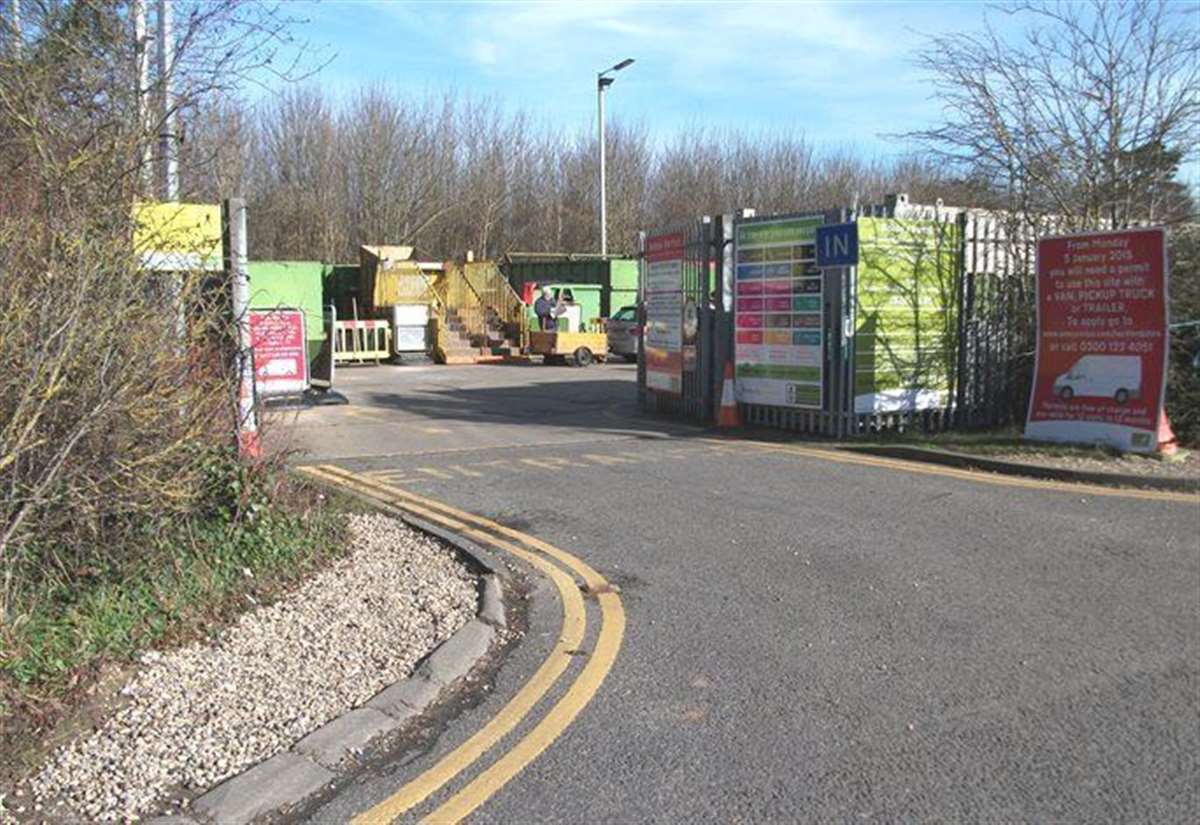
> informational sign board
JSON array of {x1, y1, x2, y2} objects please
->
[
  {"x1": 644, "y1": 232, "x2": 685, "y2": 394},
  {"x1": 734, "y1": 216, "x2": 824, "y2": 408},
  {"x1": 1026, "y1": 227, "x2": 1169, "y2": 452},
  {"x1": 249, "y1": 309, "x2": 310, "y2": 396}
]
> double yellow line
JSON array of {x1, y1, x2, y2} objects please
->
[{"x1": 299, "y1": 464, "x2": 625, "y2": 824}]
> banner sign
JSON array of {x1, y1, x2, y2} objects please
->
[
  {"x1": 249, "y1": 309, "x2": 310, "y2": 396},
  {"x1": 644, "y1": 232, "x2": 685, "y2": 394},
  {"x1": 734, "y1": 216, "x2": 824, "y2": 408},
  {"x1": 854, "y1": 218, "x2": 958, "y2": 413},
  {"x1": 1025, "y1": 227, "x2": 1168, "y2": 452}
]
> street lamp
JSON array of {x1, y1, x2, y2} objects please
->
[{"x1": 597, "y1": 57, "x2": 634, "y2": 257}]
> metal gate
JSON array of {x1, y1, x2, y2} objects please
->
[
  {"x1": 637, "y1": 218, "x2": 717, "y2": 421},
  {"x1": 731, "y1": 209, "x2": 849, "y2": 435},
  {"x1": 638, "y1": 197, "x2": 1030, "y2": 437}
]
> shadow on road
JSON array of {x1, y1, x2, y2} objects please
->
[{"x1": 342, "y1": 367, "x2": 705, "y2": 438}]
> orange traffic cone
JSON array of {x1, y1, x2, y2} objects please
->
[
  {"x1": 1156, "y1": 409, "x2": 1178, "y2": 455},
  {"x1": 718, "y1": 360, "x2": 741, "y2": 428}
]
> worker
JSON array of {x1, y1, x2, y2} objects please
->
[{"x1": 534, "y1": 287, "x2": 558, "y2": 331}]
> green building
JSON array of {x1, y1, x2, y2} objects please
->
[
  {"x1": 247, "y1": 261, "x2": 329, "y2": 368},
  {"x1": 502, "y1": 255, "x2": 639, "y2": 318}
]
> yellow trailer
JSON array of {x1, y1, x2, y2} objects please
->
[{"x1": 528, "y1": 329, "x2": 609, "y2": 366}]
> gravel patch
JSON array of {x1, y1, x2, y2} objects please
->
[
  {"x1": 986, "y1": 447, "x2": 1200, "y2": 478},
  {"x1": 20, "y1": 513, "x2": 477, "y2": 822}
]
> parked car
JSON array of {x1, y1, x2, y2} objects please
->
[{"x1": 606, "y1": 305, "x2": 640, "y2": 362}]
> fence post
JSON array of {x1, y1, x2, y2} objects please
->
[
  {"x1": 955, "y1": 212, "x2": 970, "y2": 424},
  {"x1": 699, "y1": 216, "x2": 715, "y2": 420},
  {"x1": 636, "y1": 230, "x2": 647, "y2": 410}
]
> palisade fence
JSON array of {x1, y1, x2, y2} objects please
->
[{"x1": 637, "y1": 196, "x2": 1050, "y2": 437}]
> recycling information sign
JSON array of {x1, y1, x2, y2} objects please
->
[{"x1": 734, "y1": 216, "x2": 824, "y2": 408}]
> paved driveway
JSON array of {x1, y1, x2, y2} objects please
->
[{"x1": 284, "y1": 363, "x2": 1199, "y2": 823}]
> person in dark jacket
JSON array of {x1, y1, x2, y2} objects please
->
[{"x1": 534, "y1": 287, "x2": 558, "y2": 331}]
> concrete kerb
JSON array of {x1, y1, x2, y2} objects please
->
[
  {"x1": 841, "y1": 443, "x2": 1199, "y2": 493},
  {"x1": 179, "y1": 474, "x2": 511, "y2": 825}
]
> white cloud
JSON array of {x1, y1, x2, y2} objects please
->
[
  {"x1": 469, "y1": 39, "x2": 500, "y2": 67},
  {"x1": 295, "y1": 0, "x2": 1008, "y2": 159}
]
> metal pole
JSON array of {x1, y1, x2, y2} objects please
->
[
  {"x1": 598, "y1": 77, "x2": 607, "y2": 257},
  {"x1": 157, "y1": 0, "x2": 178, "y2": 201},
  {"x1": 9, "y1": 0, "x2": 21, "y2": 57},
  {"x1": 223, "y1": 198, "x2": 260, "y2": 458},
  {"x1": 133, "y1": 0, "x2": 151, "y2": 195}
]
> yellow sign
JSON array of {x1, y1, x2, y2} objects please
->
[{"x1": 133, "y1": 201, "x2": 222, "y2": 270}]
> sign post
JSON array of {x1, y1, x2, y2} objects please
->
[
  {"x1": 1025, "y1": 227, "x2": 1172, "y2": 453},
  {"x1": 222, "y1": 198, "x2": 261, "y2": 460}
]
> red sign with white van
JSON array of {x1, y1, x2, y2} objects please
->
[
  {"x1": 249, "y1": 309, "x2": 309, "y2": 396},
  {"x1": 1025, "y1": 228, "x2": 1169, "y2": 452}
]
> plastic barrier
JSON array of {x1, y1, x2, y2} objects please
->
[{"x1": 333, "y1": 319, "x2": 392, "y2": 364}]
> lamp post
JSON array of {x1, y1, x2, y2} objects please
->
[{"x1": 597, "y1": 57, "x2": 634, "y2": 257}]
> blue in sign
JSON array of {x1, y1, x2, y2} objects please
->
[{"x1": 816, "y1": 222, "x2": 858, "y2": 267}]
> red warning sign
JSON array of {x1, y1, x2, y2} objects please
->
[
  {"x1": 249, "y1": 309, "x2": 309, "y2": 396},
  {"x1": 1025, "y1": 228, "x2": 1169, "y2": 452}
]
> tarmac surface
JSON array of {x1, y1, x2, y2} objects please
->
[{"x1": 282, "y1": 362, "x2": 1199, "y2": 823}]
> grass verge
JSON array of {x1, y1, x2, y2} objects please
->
[
  {"x1": 0, "y1": 459, "x2": 355, "y2": 784},
  {"x1": 858, "y1": 427, "x2": 1194, "y2": 471}
]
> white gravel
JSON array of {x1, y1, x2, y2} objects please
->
[{"x1": 22, "y1": 513, "x2": 477, "y2": 822}]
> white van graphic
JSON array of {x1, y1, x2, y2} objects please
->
[
  {"x1": 261, "y1": 357, "x2": 298, "y2": 377},
  {"x1": 1053, "y1": 355, "x2": 1142, "y2": 404}
]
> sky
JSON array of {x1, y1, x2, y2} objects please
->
[{"x1": 277, "y1": 0, "x2": 1028, "y2": 163}]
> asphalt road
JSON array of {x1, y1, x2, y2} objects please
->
[{"x1": 283, "y1": 362, "x2": 1199, "y2": 823}]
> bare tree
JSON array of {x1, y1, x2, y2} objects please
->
[
  {"x1": 904, "y1": 0, "x2": 1199, "y2": 228},
  {"x1": 0, "y1": 0, "x2": 307, "y2": 617}
]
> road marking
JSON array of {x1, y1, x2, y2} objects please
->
[
  {"x1": 424, "y1": 591, "x2": 624, "y2": 824},
  {"x1": 295, "y1": 435, "x2": 642, "y2": 462},
  {"x1": 364, "y1": 469, "x2": 411, "y2": 484},
  {"x1": 342, "y1": 406, "x2": 392, "y2": 421},
  {"x1": 302, "y1": 466, "x2": 586, "y2": 823},
  {"x1": 354, "y1": 442, "x2": 738, "y2": 490},
  {"x1": 519, "y1": 457, "x2": 575, "y2": 470},
  {"x1": 705, "y1": 438, "x2": 1199, "y2": 504},
  {"x1": 301, "y1": 465, "x2": 625, "y2": 824},
  {"x1": 583, "y1": 453, "x2": 637, "y2": 466}
]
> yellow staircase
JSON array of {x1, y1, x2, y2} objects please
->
[{"x1": 431, "y1": 261, "x2": 528, "y2": 365}]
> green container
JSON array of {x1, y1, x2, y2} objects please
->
[
  {"x1": 324, "y1": 263, "x2": 361, "y2": 319},
  {"x1": 609, "y1": 259, "x2": 639, "y2": 291},
  {"x1": 503, "y1": 257, "x2": 637, "y2": 317},
  {"x1": 248, "y1": 260, "x2": 329, "y2": 367},
  {"x1": 610, "y1": 289, "x2": 638, "y2": 315}
]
